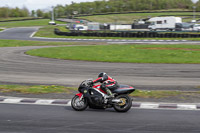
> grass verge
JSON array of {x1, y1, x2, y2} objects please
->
[
  {"x1": 26, "y1": 44, "x2": 200, "y2": 64},
  {"x1": 130, "y1": 90, "x2": 200, "y2": 99},
  {"x1": 0, "y1": 84, "x2": 76, "y2": 94},
  {"x1": 0, "y1": 17, "x2": 41, "y2": 21},
  {"x1": 0, "y1": 19, "x2": 66, "y2": 28},
  {"x1": 0, "y1": 84, "x2": 199, "y2": 100},
  {"x1": 34, "y1": 25, "x2": 70, "y2": 38},
  {"x1": 0, "y1": 39, "x2": 78, "y2": 47},
  {"x1": 130, "y1": 90, "x2": 181, "y2": 98},
  {"x1": 77, "y1": 11, "x2": 195, "y2": 24}
]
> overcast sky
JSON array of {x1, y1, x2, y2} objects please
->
[
  {"x1": 1, "y1": 0, "x2": 199, "y2": 11},
  {"x1": 0, "y1": 0, "x2": 96, "y2": 11},
  {"x1": 191, "y1": 0, "x2": 199, "y2": 3}
]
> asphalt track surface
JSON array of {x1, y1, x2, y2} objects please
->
[
  {"x1": 0, "y1": 45, "x2": 199, "y2": 90},
  {"x1": 1, "y1": 27, "x2": 200, "y2": 44},
  {"x1": 0, "y1": 103, "x2": 200, "y2": 133},
  {"x1": 0, "y1": 27, "x2": 200, "y2": 133},
  {"x1": 0, "y1": 27, "x2": 200, "y2": 89}
]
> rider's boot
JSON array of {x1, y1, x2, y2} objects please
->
[{"x1": 105, "y1": 88, "x2": 114, "y2": 98}]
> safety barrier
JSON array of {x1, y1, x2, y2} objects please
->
[{"x1": 54, "y1": 28, "x2": 200, "y2": 38}]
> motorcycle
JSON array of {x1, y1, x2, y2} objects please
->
[{"x1": 71, "y1": 79, "x2": 135, "y2": 112}]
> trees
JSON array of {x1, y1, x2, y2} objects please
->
[
  {"x1": 0, "y1": 7, "x2": 9, "y2": 18},
  {"x1": 55, "y1": 5, "x2": 65, "y2": 17},
  {"x1": 20, "y1": 6, "x2": 29, "y2": 17},
  {"x1": 36, "y1": 9, "x2": 43, "y2": 17},
  {"x1": 0, "y1": 7, "x2": 29, "y2": 18},
  {"x1": 56, "y1": 0, "x2": 194, "y2": 16},
  {"x1": 0, "y1": 0, "x2": 196, "y2": 19},
  {"x1": 31, "y1": 10, "x2": 36, "y2": 17}
]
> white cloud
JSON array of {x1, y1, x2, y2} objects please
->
[{"x1": 0, "y1": 0, "x2": 96, "y2": 10}]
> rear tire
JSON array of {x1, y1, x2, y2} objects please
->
[
  {"x1": 113, "y1": 94, "x2": 132, "y2": 112},
  {"x1": 71, "y1": 95, "x2": 88, "y2": 111}
]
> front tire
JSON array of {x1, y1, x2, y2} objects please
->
[
  {"x1": 113, "y1": 94, "x2": 132, "y2": 112},
  {"x1": 71, "y1": 95, "x2": 88, "y2": 111}
]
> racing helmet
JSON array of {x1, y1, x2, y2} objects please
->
[{"x1": 98, "y1": 72, "x2": 107, "y2": 78}]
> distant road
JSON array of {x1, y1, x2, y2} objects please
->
[{"x1": 1, "y1": 27, "x2": 200, "y2": 44}]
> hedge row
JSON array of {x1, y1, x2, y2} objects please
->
[
  {"x1": 75, "y1": 11, "x2": 195, "y2": 17},
  {"x1": 54, "y1": 28, "x2": 200, "y2": 38},
  {"x1": 0, "y1": 17, "x2": 43, "y2": 22}
]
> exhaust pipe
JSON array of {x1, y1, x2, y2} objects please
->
[{"x1": 111, "y1": 99, "x2": 121, "y2": 103}]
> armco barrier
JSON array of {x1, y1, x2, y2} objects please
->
[{"x1": 54, "y1": 28, "x2": 200, "y2": 38}]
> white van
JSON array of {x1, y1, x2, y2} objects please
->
[
  {"x1": 193, "y1": 24, "x2": 200, "y2": 31},
  {"x1": 148, "y1": 17, "x2": 182, "y2": 31}
]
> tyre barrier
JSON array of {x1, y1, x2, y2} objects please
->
[{"x1": 54, "y1": 28, "x2": 200, "y2": 38}]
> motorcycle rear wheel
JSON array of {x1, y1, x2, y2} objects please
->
[
  {"x1": 113, "y1": 94, "x2": 132, "y2": 112},
  {"x1": 71, "y1": 95, "x2": 88, "y2": 111}
]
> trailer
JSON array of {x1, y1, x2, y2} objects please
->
[
  {"x1": 87, "y1": 22, "x2": 100, "y2": 30},
  {"x1": 148, "y1": 17, "x2": 182, "y2": 31},
  {"x1": 110, "y1": 24, "x2": 132, "y2": 30}
]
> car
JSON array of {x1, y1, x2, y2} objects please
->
[
  {"x1": 74, "y1": 25, "x2": 88, "y2": 31},
  {"x1": 193, "y1": 24, "x2": 200, "y2": 31},
  {"x1": 48, "y1": 21, "x2": 56, "y2": 25}
]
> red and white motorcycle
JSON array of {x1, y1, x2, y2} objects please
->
[{"x1": 71, "y1": 79, "x2": 135, "y2": 112}]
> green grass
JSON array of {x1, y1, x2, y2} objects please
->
[
  {"x1": 77, "y1": 12, "x2": 196, "y2": 24},
  {"x1": 0, "y1": 17, "x2": 41, "y2": 21},
  {"x1": 26, "y1": 44, "x2": 200, "y2": 64},
  {"x1": 0, "y1": 84, "x2": 76, "y2": 94},
  {"x1": 0, "y1": 19, "x2": 66, "y2": 28},
  {"x1": 130, "y1": 90, "x2": 182, "y2": 98},
  {"x1": 0, "y1": 39, "x2": 78, "y2": 47},
  {"x1": 34, "y1": 25, "x2": 70, "y2": 38},
  {"x1": 0, "y1": 84, "x2": 199, "y2": 100},
  {"x1": 130, "y1": 89, "x2": 200, "y2": 99}
]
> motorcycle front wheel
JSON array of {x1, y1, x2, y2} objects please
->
[
  {"x1": 71, "y1": 95, "x2": 88, "y2": 111},
  {"x1": 113, "y1": 94, "x2": 132, "y2": 112}
]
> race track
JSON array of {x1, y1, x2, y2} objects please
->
[
  {"x1": 0, "y1": 27, "x2": 200, "y2": 133},
  {"x1": 0, "y1": 46, "x2": 199, "y2": 89},
  {"x1": 0, "y1": 104, "x2": 200, "y2": 133},
  {"x1": 0, "y1": 27, "x2": 199, "y2": 89}
]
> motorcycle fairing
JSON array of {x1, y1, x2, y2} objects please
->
[
  {"x1": 76, "y1": 93, "x2": 83, "y2": 99},
  {"x1": 93, "y1": 84, "x2": 106, "y2": 94},
  {"x1": 112, "y1": 85, "x2": 135, "y2": 94}
]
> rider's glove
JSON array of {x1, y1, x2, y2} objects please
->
[{"x1": 88, "y1": 81, "x2": 94, "y2": 86}]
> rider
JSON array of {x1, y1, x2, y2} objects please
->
[{"x1": 91, "y1": 72, "x2": 119, "y2": 98}]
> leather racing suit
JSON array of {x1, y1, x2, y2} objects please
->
[{"x1": 92, "y1": 74, "x2": 119, "y2": 96}]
